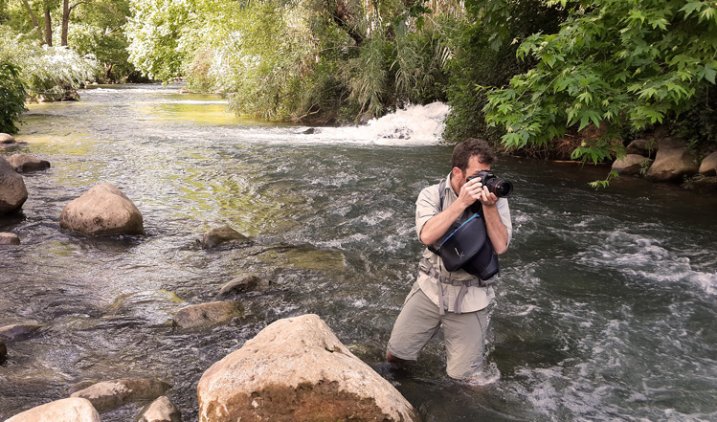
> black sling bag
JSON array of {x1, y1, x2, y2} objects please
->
[{"x1": 426, "y1": 179, "x2": 500, "y2": 281}]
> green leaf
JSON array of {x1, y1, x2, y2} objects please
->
[
  {"x1": 704, "y1": 64, "x2": 716, "y2": 84},
  {"x1": 680, "y1": 1, "x2": 704, "y2": 18}
]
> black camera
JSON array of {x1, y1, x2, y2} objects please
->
[{"x1": 468, "y1": 170, "x2": 513, "y2": 198}]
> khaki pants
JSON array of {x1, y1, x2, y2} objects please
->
[{"x1": 387, "y1": 282, "x2": 492, "y2": 379}]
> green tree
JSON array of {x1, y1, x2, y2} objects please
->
[
  {"x1": 0, "y1": 61, "x2": 26, "y2": 133},
  {"x1": 483, "y1": 0, "x2": 717, "y2": 162}
]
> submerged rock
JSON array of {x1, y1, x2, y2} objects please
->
[
  {"x1": 0, "y1": 321, "x2": 43, "y2": 341},
  {"x1": 136, "y1": 396, "x2": 182, "y2": 422},
  {"x1": 60, "y1": 183, "x2": 144, "y2": 236},
  {"x1": 70, "y1": 378, "x2": 171, "y2": 413},
  {"x1": 7, "y1": 154, "x2": 51, "y2": 173},
  {"x1": 201, "y1": 225, "x2": 249, "y2": 248},
  {"x1": 173, "y1": 301, "x2": 241, "y2": 329},
  {"x1": 218, "y1": 274, "x2": 267, "y2": 295},
  {"x1": 5, "y1": 397, "x2": 100, "y2": 422},
  {"x1": 699, "y1": 151, "x2": 717, "y2": 176},
  {"x1": 0, "y1": 232, "x2": 21, "y2": 245},
  {"x1": 197, "y1": 314, "x2": 418, "y2": 422},
  {"x1": 0, "y1": 157, "x2": 28, "y2": 215}
]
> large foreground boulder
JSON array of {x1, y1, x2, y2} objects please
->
[
  {"x1": 70, "y1": 378, "x2": 171, "y2": 412},
  {"x1": 5, "y1": 397, "x2": 100, "y2": 422},
  {"x1": 7, "y1": 154, "x2": 51, "y2": 173},
  {"x1": 197, "y1": 314, "x2": 418, "y2": 422},
  {"x1": 0, "y1": 157, "x2": 28, "y2": 215},
  {"x1": 60, "y1": 183, "x2": 143, "y2": 236},
  {"x1": 646, "y1": 138, "x2": 699, "y2": 182}
]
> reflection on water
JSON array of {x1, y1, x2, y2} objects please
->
[{"x1": 1, "y1": 85, "x2": 716, "y2": 421}]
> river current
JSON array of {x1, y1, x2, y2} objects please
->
[{"x1": 1, "y1": 85, "x2": 716, "y2": 421}]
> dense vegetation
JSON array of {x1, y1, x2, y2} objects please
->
[{"x1": 1, "y1": 0, "x2": 715, "y2": 162}]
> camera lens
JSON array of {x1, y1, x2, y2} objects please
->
[{"x1": 491, "y1": 180, "x2": 513, "y2": 197}]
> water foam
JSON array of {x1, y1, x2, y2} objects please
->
[{"x1": 577, "y1": 229, "x2": 717, "y2": 297}]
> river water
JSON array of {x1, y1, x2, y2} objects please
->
[{"x1": 1, "y1": 85, "x2": 716, "y2": 421}]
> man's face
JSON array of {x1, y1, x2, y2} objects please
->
[{"x1": 454, "y1": 155, "x2": 491, "y2": 191}]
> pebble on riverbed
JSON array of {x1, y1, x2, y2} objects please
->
[
  {"x1": 219, "y1": 273, "x2": 269, "y2": 296},
  {"x1": 173, "y1": 301, "x2": 242, "y2": 330},
  {"x1": 6, "y1": 154, "x2": 51, "y2": 173},
  {"x1": 136, "y1": 395, "x2": 182, "y2": 422},
  {"x1": 70, "y1": 378, "x2": 171, "y2": 413},
  {"x1": 201, "y1": 225, "x2": 250, "y2": 249},
  {"x1": 0, "y1": 232, "x2": 21, "y2": 245}
]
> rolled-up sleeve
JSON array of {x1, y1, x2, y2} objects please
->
[
  {"x1": 415, "y1": 185, "x2": 440, "y2": 241},
  {"x1": 496, "y1": 198, "x2": 512, "y2": 246}
]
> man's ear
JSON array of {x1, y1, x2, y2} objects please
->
[{"x1": 451, "y1": 166, "x2": 463, "y2": 180}]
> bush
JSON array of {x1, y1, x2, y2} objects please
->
[
  {"x1": 0, "y1": 61, "x2": 26, "y2": 134},
  {"x1": 0, "y1": 26, "x2": 98, "y2": 101},
  {"x1": 483, "y1": 0, "x2": 717, "y2": 162}
]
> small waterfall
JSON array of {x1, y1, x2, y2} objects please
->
[{"x1": 302, "y1": 102, "x2": 450, "y2": 146}]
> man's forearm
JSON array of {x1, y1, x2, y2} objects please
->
[
  {"x1": 419, "y1": 200, "x2": 468, "y2": 245},
  {"x1": 482, "y1": 204, "x2": 508, "y2": 254}
]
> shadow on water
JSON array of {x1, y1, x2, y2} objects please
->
[{"x1": 2, "y1": 85, "x2": 717, "y2": 421}]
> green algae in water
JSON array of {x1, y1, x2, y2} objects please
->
[{"x1": 257, "y1": 246, "x2": 347, "y2": 272}]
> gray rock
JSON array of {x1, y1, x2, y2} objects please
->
[
  {"x1": 219, "y1": 274, "x2": 267, "y2": 295},
  {"x1": 60, "y1": 183, "x2": 144, "y2": 236},
  {"x1": 173, "y1": 301, "x2": 241, "y2": 329},
  {"x1": 0, "y1": 232, "x2": 21, "y2": 245},
  {"x1": 0, "y1": 321, "x2": 43, "y2": 341},
  {"x1": 698, "y1": 151, "x2": 717, "y2": 176},
  {"x1": 626, "y1": 138, "x2": 657, "y2": 157},
  {"x1": 70, "y1": 378, "x2": 171, "y2": 413},
  {"x1": 611, "y1": 154, "x2": 652, "y2": 176},
  {"x1": 646, "y1": 138, "x2": 699, "y2": 182},
  {"x1": 201, "y1": 225, "x2": 249, "y2": 248},
  {"x1": 0, "y1": 157, "x2": 28, "y2": 215},
  {"x1": 5, "y1": 397, "x2": 100, "y2": 422},
  {"x1": 197, "y1": 314, "x2": 419, "y2": 422},
  {"x1": 136, "y1": 396, "x2": 182, "y2": 422},
  {"x1": 7, "y1": 154, "x2": 51, "y2": 173}
]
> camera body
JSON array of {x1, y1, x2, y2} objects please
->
[{"x1": 468, "y1": 170, "x2": 513, "y2": 198}]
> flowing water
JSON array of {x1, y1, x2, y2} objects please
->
[{"x1": 1, "y1": 85, "x2": 716, "y2": 421}]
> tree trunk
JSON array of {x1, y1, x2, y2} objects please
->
[
  {"x1": 61, "y1": 0, "x2": 69, "y2": 46},
  {"x1": 43, "y1": 4, "x2": 52, "y2": 46},
  {"x1": 21, "y1": 0, "x2": 44, "y2": 43}
]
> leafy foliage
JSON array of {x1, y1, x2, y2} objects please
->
[
  {"x1": 0, "y1": 25, "x2": 98, "y2": 101},
  {"x1": 0, "y1": 60, "x2": 26, "y2": 133},
  {"x1": 442, "y1": 0, "x2": 564, "y2": 144},
  {"x1": 483, "y1": 0, "x2": 717, "y2": 162}
]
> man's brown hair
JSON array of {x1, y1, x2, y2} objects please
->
[{"x1": 451, "y1": 138, "x2": 495, "y2": 171}]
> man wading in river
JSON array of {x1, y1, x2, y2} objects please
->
[{"x1": 386, "y1": 138, "x2": 512, "y2": 381}]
